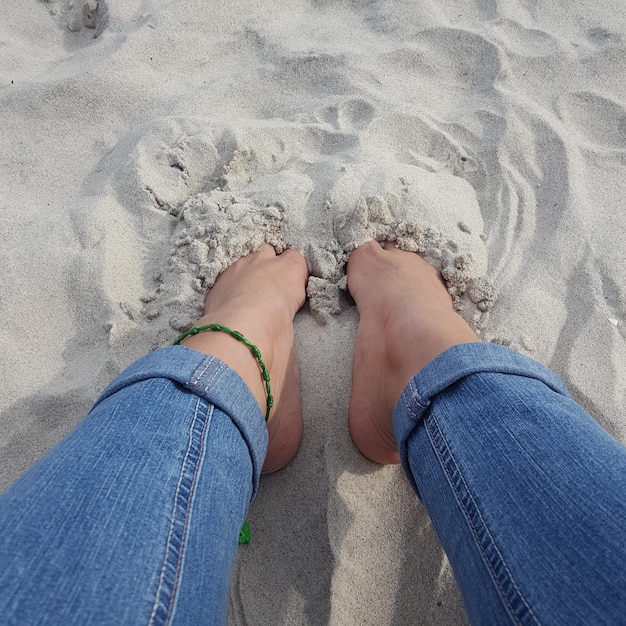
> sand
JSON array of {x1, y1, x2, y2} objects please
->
[{"x1": 1, "y1": 0, "x2": 625, "y2": 623}]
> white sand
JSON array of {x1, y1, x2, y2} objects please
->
[{"x1": 1, "y1": 0, "x2": 626, "y2": 623}]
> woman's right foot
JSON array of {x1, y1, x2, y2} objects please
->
[{"x1": 346, "y1": 241, "x2": 478, "y2": 464}]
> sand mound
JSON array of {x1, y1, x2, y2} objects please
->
[{"x1": 121, "y1": 118, "x2": 495, "y2": 334}]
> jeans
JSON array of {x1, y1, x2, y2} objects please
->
[{"x1": 0, "y1": 343, "x2": 625, "y2": 625}]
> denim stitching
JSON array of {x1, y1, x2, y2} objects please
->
[
  {"x1": 410, "y1": 388, "x2": 429, "y2": 416},
  {"x1": 148, "y1": 397, "x2": 211, "y2": 626},
  {"x1": 163, "y1": 399, "x2": 211, "y2": 624},
  {"x1": 425, "y1": 410, "x2": 541, "y2": 626},
  {"x1": 190, "y1": 357, "x2": 214, "y2": 387},
  {"x1": 401, "y1": 385, "x2": 428, "y2": 421},
  {"x1": 190, "y1": 358, "x2": 226, "y2": 396},
  {"x1": 200, "y1": 364, "x2": 224, "y2": 394}
]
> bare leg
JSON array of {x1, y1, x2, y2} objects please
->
[
  {"x1": 347, "y1": 240, "x2": 477, "y2": 464},
  {"x1": 180, "y1": 244, "x2": 308, "y2": 472}
]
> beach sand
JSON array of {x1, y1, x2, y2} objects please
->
[{"x1": 1, "y1": 0, "x2": 625, "y2": 623}]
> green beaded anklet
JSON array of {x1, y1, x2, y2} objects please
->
[
  {"x1": 173, "y1": 324, "x2": 273, "y2": 422},
  {"x1": 173, "y1": 324, "x2": 271, "y2": 546}
]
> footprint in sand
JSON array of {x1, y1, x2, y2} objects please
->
[
  {"x1": 557, "y1": 91, "x2": 626, "y2": 151},
  {"x1": 314, "y1": 98, "x2": 377, "y2": 132},
  {"x1": 113, "y1": 117, "x2": 225, "y2": 214}
]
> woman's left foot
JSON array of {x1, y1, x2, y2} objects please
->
[{"x1": 179, "y1": 244, "x2": 308, "y2": 473}]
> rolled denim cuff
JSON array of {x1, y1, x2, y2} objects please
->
[
  {"x1": 392, "y1": 342, "x2": 571, "y2": 496},
  {"x1": 92, "y1": 345, "x2": 268, "y2": 500}
]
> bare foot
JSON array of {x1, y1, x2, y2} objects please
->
[
  {"x1": 347, "y1": 241, "x2": 478, "y2": 464},
  {"x1": 179, "y1": 244, "x2": 308, "y2": 473}
]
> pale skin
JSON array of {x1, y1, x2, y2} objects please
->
[
  {"x1": 179, "y1": 244, "x2": 308, "y2": 473},
  {"x1": 180, "y1": 240, "x2": 478, "y2": 470},
  {"x1": 346, "y1": 240, "x2": 478, "y2": 464}
]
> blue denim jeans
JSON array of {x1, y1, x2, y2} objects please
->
[
  {"x1": 1, "y1": 343, "x2": 625, "y2": 625},
  {"x1": 393, "y1": 343, "x2": 626, "y2": 625}
]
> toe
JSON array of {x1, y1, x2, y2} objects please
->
[
  {"x1": 279, "y1": 248, "x2": 309, "y2": 283},
  {"x1": 279, "y1": 248, "x2": 306, "y2": 266},
  {"x1": 256, "y1": 243, "x2": 278, "y2": 258}
]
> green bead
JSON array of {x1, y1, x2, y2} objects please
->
[
  {"x1": 238, "y1": 521, "x2": 251, "y2": 545},
  {"x1": 173, "y1": 324, "x2": 272, "y2": 423}
]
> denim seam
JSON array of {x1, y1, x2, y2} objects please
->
[
  {"x1": 190, "y1": 357, "x2": 214, "y2": 387},
  {"x1": 201, "y1": 364, "x2": 224, "y2": 394},
  {"x1": 405, "y1": 387, "x2": 428, "y2": 416},
  {"x1": 148, "y1": 397, "x2": 212, "y2": 626},
  {"x1": 190, "y1": 358, "x2": 228, "y2": 398},
  {"x1": 425, "y1": 411, "x2": 541, "y2": 626}
]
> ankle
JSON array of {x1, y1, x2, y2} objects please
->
[
  {"x1": 180, "y1": 327, "x2": 269, "y2": 414},
  {"x1": 387, "y1": 308, "x2": 477, "y2": 390}
]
